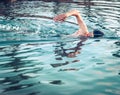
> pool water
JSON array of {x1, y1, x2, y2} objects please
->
[{"x1": 0, "y1": 0, "x2": 120, "y2": 95}]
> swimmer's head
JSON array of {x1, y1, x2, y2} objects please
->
[{"x1": 93, "y1": 29, "x2": 104, "y2": 38}]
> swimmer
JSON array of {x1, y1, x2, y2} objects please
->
[{"x1": 53, "y1": 10, "x2": 104, "y2": 38}]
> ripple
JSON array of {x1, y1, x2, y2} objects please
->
[
  {"x1": 3, "y1": 83, "x2": 38, "y2": 92},
  {"x1": 27, "y1": 91, "x2": 41, "y2": 95},
  {"x1": 49, "y1": 80, "x2": 64, "y2": 85},
  {"x1": 112, "y1": 50, "x2": 120, "y2": 58},
  {"x1": 114, "y1": 41, "x2": 120, "y2": 46}
]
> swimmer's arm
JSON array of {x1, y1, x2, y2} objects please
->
[
  {"x1": 54, "y1": 10, "x2": 89, "y2": 35},
  {"x1": 66, "y1": 10, "x2": 89, "y2": 35}
]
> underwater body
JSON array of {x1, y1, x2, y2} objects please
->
[{"x1": 0, "y1": 0, "x2": 120, "y2": 95}]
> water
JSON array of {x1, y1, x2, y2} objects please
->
[{"x1": 0, "y1": 0, "x2": 120, "y2": 95}]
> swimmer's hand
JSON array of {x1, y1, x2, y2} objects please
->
[
  {"x1": 53, "y1": 10, "x2": 79, "y2": 22},
  {"x1": 53, "y1": 14, "x2": 67, "y2": 22}
]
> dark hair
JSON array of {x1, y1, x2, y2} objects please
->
[{"x1": 93, "y1": 29, "x2": 104, "y2": 38}]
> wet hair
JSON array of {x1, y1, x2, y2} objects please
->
[{"x1": 93, "y1": 29, "x2": 104, "y2": 38}]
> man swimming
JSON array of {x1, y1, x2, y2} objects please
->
[{"x1": 53, "y1": 10, "x2": 104, "y2": 38}]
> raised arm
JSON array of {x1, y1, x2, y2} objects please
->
[{"x1": 53, "y1": 10, "x2": 89, "y2": 35}]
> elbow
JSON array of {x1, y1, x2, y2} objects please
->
[
  {"x1": 67, "y1": 9, "x2": 80, "y2": 17},
  {"x1": 72, "y1": 9, "x2": 80, "y2": 16}
]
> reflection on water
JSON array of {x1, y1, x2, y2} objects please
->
[
  {"x1": 0, "y1": 0, "x2": 120, "y2": 95},
  {"x1": 0, "y1": 38, "x2": 120, "y2": 95},
  {"x1": 51, "y1": 37, "x2": 87, "y2": 71}
]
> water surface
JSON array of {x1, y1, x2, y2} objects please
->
[{"x1": 0, "y1": 0, "x2": 120, "y2": 95}]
